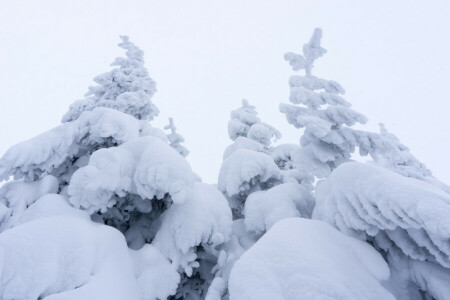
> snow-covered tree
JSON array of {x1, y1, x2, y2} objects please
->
[
  {"x1": 164, "y1": 117, "x2": 189, "y2": 157},
  {"x1": 280, "y1": 28, "x2": 441, "y2": 185},
  {"x1": 62, "y1": 35, "x2": 159, "y2": 123},
  {"x1": 314, "y1": 162, "x2": 450, "y2": 299},
  {"x1": 211, "y1": 100, "x2": 315, "y2": 300},
  {"x1": 0, "y1": 36, "x2": 232, "y2": 300},
  {"x1": 219, "y1": 99, "x2": 283, "y2": 219},
  {"x1": 280, "y1": 28, "x2": 371, "y2": 178}
]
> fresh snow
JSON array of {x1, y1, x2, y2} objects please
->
[{"x1": 229, "y1": 218, "x2": 395, "y2": 300}]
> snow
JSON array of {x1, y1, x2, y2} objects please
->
[
  {"x1": 62, "y1": 36, "x2": 158, "y2": 122},
  {"x1": 12, "y1": 193, "x2": 89, "y2": 227},
  {"x1": 0, "y1": 216, "x2": 140, "y2": 300},
  {"x1": 244, "y1": 182, "x2": 314, "y2": 234},
  {"x1": 69, "y1": 136, "x2": 200, "y2": 213},
  {"x1": 314, "y1": 162, "x2": 450, "y2": 267},
  {"x1": 229, "y1": 218, "x2": 395, "y2": 300},
  {"x1": 129, "y1": 244, "x2": 180, "y2": 299},
  {"x1": 164, "y1": 117, "x2": 189, "y2": 157},
  {"x1": 0, "y1": 107, "x2": 141, "y2": 182},
  {"x1": 153, "y1": 182, "x2": 232, "y2": 275},
  {"x1": 223, "y1": 136, "x2": 265, "y2": 160},
  {"x1": 218, "y1": 149, "x2": 281, "y2": 197},
  {"x1": 247, "y1": 123, "x2": 281, "y2": 147},
  {"x1": 0, "y1": 175, "x2": 58, "y2": 230},
  {"x1": 269, "y1": 143, "x2": 300, "y2": 170}
]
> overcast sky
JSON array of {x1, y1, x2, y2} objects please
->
[{"x1": 1, "y1": 0, "x2": 449, "y2": 184}]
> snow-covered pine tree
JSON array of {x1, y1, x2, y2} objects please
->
[
  {"x1": 62, "y1": 35, "x2": 159, "y2": 123},
  {"x1": 164, "y1": 117, "x2": 189, "y2": 157},
  {"x1": 218, "y1": 99, "x2": 282, "y2": 219},
  {"x1": 209, "y1": 99, "x2": 315, "y2": 300},
  {"x1": 0, "y1": 36, "x2": 232, "y2": 300},
  {"x1": 279, "y1": 28, "x2": 450, "y2": 300},
  {"x1": 280, "y1": 28, "x2": 370, "y2": 178}
]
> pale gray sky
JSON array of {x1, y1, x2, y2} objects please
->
[{"x1": 1, "y1": 0, "x2": 449, "y2": 184}]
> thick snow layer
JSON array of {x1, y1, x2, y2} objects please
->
[
  {"x1": 0, "y1": 216, "x2": 140, "y2": 300},
  {"x1": 13, "y1": 194, "x2": 89, "y2": 227},
  {"x1": 129, "y1": 244, "x2": 180, "y2": 299},
  {"x1": 244, "y1": 182, "x2": 314, "y2": 234},
  {"x1": 223, "y1": 137, "x2": 265, "y2": 160},
  {"x1": 247, "y1": 123, "x2": 281, "y2": 147},
  {"x1": 409, "y1": 259, "x2": 450, "y2": 300},
  {"x1": 229, "y1": 218, "x2": 394, "y2": 300},
  {"x1": 314, "y1": 162, "x2": 450, "y2": 268},
  {"x1": 0, "y1": 175, "x2": 58, "y2": 230},
  {"x1": 69, "y1": 136, "x2": 200, "y2": 213},
  {"x1": 218, "y1": 149, "x2": 281, "y2": 197},
  {"x1": 0, "y1": 108, "x2": 141, "y2": 181},
  {"x1": 153, "y1": 182, "x2": 232, "y2": 275},
  {"x1": 62, "y1": 36, "x2": 158, "y2": 123},
  {"x1": 269, "y1": 144, "x2": 300, "y2": 170}
]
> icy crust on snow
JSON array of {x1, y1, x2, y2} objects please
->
[
  {"x1": 69, "y1": 136, "x2": 200, "y2": 213},
  {"x1": 229, "y1": 218, "x2": 394, "y2": 300},
  {"x1": 314, "y1": 162, "x2": 450, "y2": 268},
  {"x1": 62, "y1": 36, "x2": 158, "y2": 123},
  {"x1": 153, "y1": 182, "x2": 232, "y2": 275},
  {"x1": 0, "y1": 216, "x2": 141, "y2": 300},
  {"x1": 218, "y1": 149, "x2": 281, "y2": 197},
  {"x1": 0, "y1": 175, "x2": 58, "y2": 230},
  {"x1": 0, "y1": 107, "x2": 141, "y2": 182},
  {"x1": 244, "y1": 182, "x2": 314, "y2": 234}
]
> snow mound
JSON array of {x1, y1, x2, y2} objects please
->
[
  {"x1": 229, "y1": 218, "x2": 394, "y2": 300},
  {"x1": 0, "y1": 175, "x2": 58, "y2": 230},
  {"x1": 69, "y1": 136, "x2": 200, "y2": 213},
  {"x1": 244, "y1": 182, "x2": 314, "y2": 234},
  {"x1": 13, "y1": 194, "x2": 89, "y2": 227},
  {"x1": 0, "y1": 216, "x2": 140, "y2": 300},
  {"x1": 218, "y1": 149, "x2": 281, "y2": 197},
  {"x1": 0, "y1": 108, "x2": 140, "y2": 181},
  {"x1": 314, "y1": 162, "x2": 450, "y2": 267},
  {"x1": 153, "y1": 182, "x2": 232, "y2": 275}
]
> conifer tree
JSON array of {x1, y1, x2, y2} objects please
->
[
  {"x1": 164, "y1": 117, "x2": 189, "y2": 157},
  {"x1": 62, "y1": 36, "x2": 158, "y2": 123}
]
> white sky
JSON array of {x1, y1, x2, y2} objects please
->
[{"x1": 1, "y1": 0, "x2": 449, "y2": 184}]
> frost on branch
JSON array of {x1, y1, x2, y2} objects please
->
[
  {"x1": 164, "y1": 117, "x2": 189, "y2": 157},
  {"x1": 229, "y1": 218, "x2": 395, "y2": 300},
  {"x1": 314, "y1": 162, "x2": 450, "y2": 299},
  {"x1": 62, "y1": 36, "x2": 158, "y2": 122}
]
